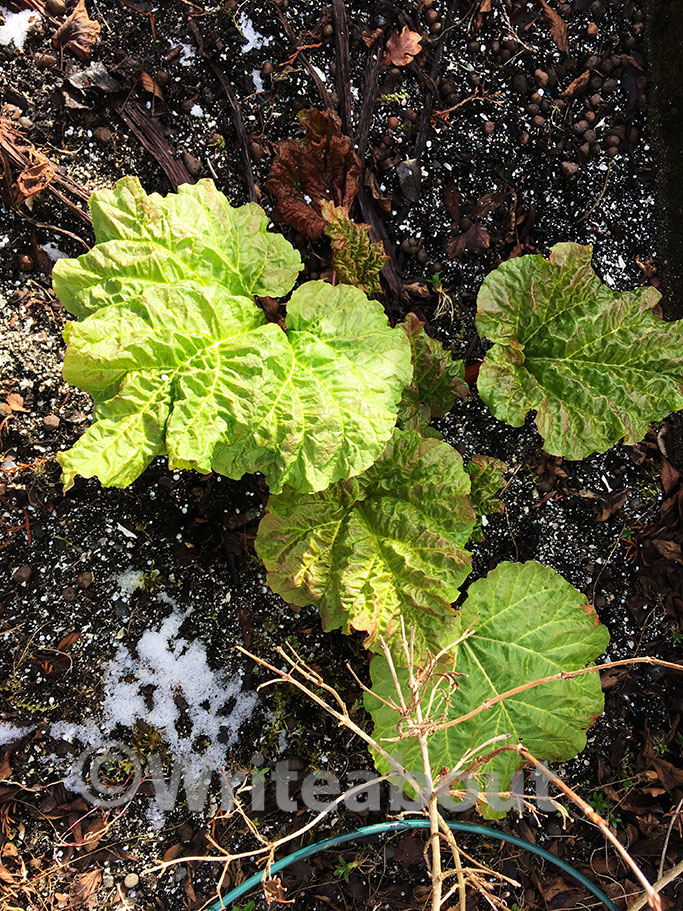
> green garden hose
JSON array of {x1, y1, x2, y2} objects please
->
[{"x1": 206, "y1": 819, "x2": 619, "y2": 911}]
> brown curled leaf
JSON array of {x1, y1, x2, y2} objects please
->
[
  {"x1": 560, "y1": 69, "x2": 590, "y2": 98},
  {"x1": 15, "y1": 148, "x2": 55, "y2": 204},
  {"x1": 266, "y1": 109, "x2": 361, "y2": 240},
  {"x1": 539, "y1": 0, "x2": 569, "y2": 53},
  {"x1": 52, "y1": 0, "x2": 101, "y2": 61},
  {"x1": 382, "y1": 26, "x2": 422, "y2": 67}
]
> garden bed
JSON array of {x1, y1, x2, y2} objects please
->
[{"x1": 1, "y1": 1, "x2": 682, "y2": 909}]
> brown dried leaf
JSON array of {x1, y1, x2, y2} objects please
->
[
  {"x1": 69, "y1": 869, "x2": 101, "y2": 909},
  {"x1": 140, "y1": 71, "x2": 163, "y2": 100},
  {"x1": 382, "y1": 26, "x2": 422, "y2": 67},
  {"x1": 4, "y1": 393, "x2": 29, "y2": 413},
  {"x1": 364, "y1": 170, "x2": 392, "y2": 213},
  {"x1": 52, "y1": 0, "x2": 101, "y2": 61},
  {"x1": 361, "y1": 27, "x2": 383, "y2": 48},
  {"x1": 446, "y1": 223, "x2": 490, "y2": 258},
  {"x1": 56, "y1": 630, "x2": 80, "y2": 652},
  {"x1": 472, "y1": 190, "x2": 507, "y2": 219},
  {"x1": 266, "y1": 109, "x2": 361, "y2": 240},
  {"x1": 652, "y1": 539, "x2": 683, "y2": 564},
  {"x1": 263, "y1": 877, "x2": 294, "y2": 904},
  {"x1": 15, "y1": 149, "x2": 55, "y2": 205},
  {"x1": 560, "y1": 69, "x2": 590, "y2": 98},
  {"x1": 539, "y1": 0, "x2": 568, "y2": 53},
  {"x1": 594, "y1": 489, "x2": 627, "y2": 522},
  {"x1": 660, "y1": 458, "x2": 680, "y2": 498},
  {"x1": 444, "y1": 181, "x2": 461, "y2": 222}
]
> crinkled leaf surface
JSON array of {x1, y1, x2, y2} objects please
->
[
  {"x1": 52, "y1": 178, "x2": 412, "y2": 493},
  {"x1": 466, "y1": 455, "x2": 507, "y2": 542},
  {"x1": 321, "y1": 201, "x2": 387, "y2": 296},
  {"x1": 476, "y1": 243, "x2": 683, "y2": 459},
  {"x1": 397, "y1": 314, "x2": 468, "y2": 433},
  {"x1": 256, "y1": 427, "x2": 476, "y2": 660},
  {"x1": 366, "y1": 561, "x2": 608, "y2": 815}
]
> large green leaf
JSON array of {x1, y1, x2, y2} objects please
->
[
  {"x1": 366, "y1": 561, "x2": 609, "y2": 815},
  {"x1": 52, "y1": 179, "x2": 412, "y2": 493},
  {"x1": 465, "y1": 455, "x2": 507, "y2": 542},
  {"x1": 475, "y1": 243, "x2": 683, "y2": 459},
  {"x1": 256, "y1": 427, "x2": 476, "y2": 659},
  {"x1": 397, "y1": 314, "x2": 468, "y2": 434}
]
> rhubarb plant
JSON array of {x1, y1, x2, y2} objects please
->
[
  {"x1": 52, "y1": 178, "x2": 412, "y2": 494},
  {"x1": 476, "y1": 242, "x2": 683, "y2": 459}
]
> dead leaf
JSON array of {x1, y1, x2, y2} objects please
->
[
  {"x1": 560, "y1": 69, "x2": 590, "y2": 98},
  {"x1": 661, "y1": 458, "x2": 680, "y2": 498},
  {"x1": 444, "y1": 181, "x2": 461, "y2": 222},
  {"x1": 52, "y1": 0, "x2": 101, "y2": 61},
  {"x1": 403, "y1": 280, "x2": 431, "y2": 297},
  {"x1": 266, "y1": 109, "x2": 361, "y2": 240},
  {"x1": 15, "y1": 149, "x2": 56, "y2": 205},
  {"x1": 162, "y1": 843, "x2": 183, "y2": 864},
  {"x1": 56, "y1": 630, "x2": 80, "y2": 652},
  {"x1": 446, "y1": 223, "x2": 490, "y2": 258},
  {"x1": 652, "y1": 539, "x2": 683, "y2": 564},
  {"x1": 594, "y1": 489, "x2": 627, "y2": 522},
  {"x1": 69, "y1": 869, "x2": 101, "y2": 909},
  {"x1": 364, "y1": 170, "x2": 391, "y2": 212},
  {"x1": 472, "y1": 190, "x2": 507, "y2": 219},
  {"x1": 0, "y1": 752, "x2": 11, "y2": 781},
  {"x1": 382, "y1": 26, "x2": 422, "y2": 67},
  {"x1": 263, "y1": 877, "x2": 294, "y2": 904},
  {"x1": 4, "y1": 393, "x2": 29, "y2": 413},
  {"x1": 0, "y1": 862, "x2": 14, "y2": 884},
  {"x1": 140, "y1": 71, "x2": 163, "y2": 100},
  {"x1": 361, "y1": 27, "x2": 382, "y2": 48},
  {"x1": 539, "y1": 0, "x2": 568, "y2": 53}
]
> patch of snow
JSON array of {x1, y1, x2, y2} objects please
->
[
  {"x1": 42, "y1": 243, "x2": 68, "y2": 262},
  {"x1": 0, "y1": 8, "x2": 39, "y2": 50},
  {"x1": 0, "y1": 721, "x2": 33, "y2": 747},
  {"x1": 238, "y1": 13, "x2": 273, "y2": 53},
  {"x1": 115, "y1": 567, "x2": 145, "y2": 600},
  {"x1": 189, "y1": 104, "x2": 203, "y2": 117},
  {"x1": 178, "y1": 42, "x2": 194, "y2": 65},
  {"x1": 251, "y1": 68, "x2": 263, "y2": 92}
]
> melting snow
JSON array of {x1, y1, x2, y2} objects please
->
[
  {"x1": 0, "y1": 8, "x2": 39, "y2": 50},
  {"x1": 238, "y1": 13, "x2": 272, "y2": 53}
]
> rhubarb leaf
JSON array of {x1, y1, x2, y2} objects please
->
[
  {"x1": 397, "y1": 314, "x2": 468, "y2": 433},
  {"x1": 256, "y1": 427, "x2": 476, "y2": 660},
  {"x1": 476, "y1": 243, "x2": 683, "y2": 459},
  {"x1": 366, "y1": 561, "x2": 609, "y2": 816},
  {"x1": 52, "y1": 179, "x2": 412, "y2": 493},
  {"x1": 321, "y1": 201, "x2": 387, "y2": 296},
  {"x1": 466, "y1": 455, "x2": 506, "y2": 541}
]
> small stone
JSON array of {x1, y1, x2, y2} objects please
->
[
  {"x1": 17, "y1": 116, "x2": 32, "y2": 130},
  {"x1": 512, "y1": 73, "x2": 528, "y2": 95},
  {"x1": 607, "y1": 145, "x2": 619, "y2": 158},
  {"x1": 180, "y1": 99, "x2": 195, "y2": 114},
  {"x1": 589, "y1": 93, "x2": 602, "y2": 108},
  {"x1": 573, "y1": 119, "x2": 589, "y2": 134},
  {"x1": 13, "y1": 565, "x2": 32, "y2": 583},
  {"x1": 583, "y1": 129, "x2": 597, "y2": 143},
  {"x1": 94, "y1": 127, "x2": 113, "y2": 146},
  {"x1": 426, "y1": 9, "x2": 440, "y2": 24},
  {"x1": 46, "y1": 0, "x2": 67, "y2": 14},
  {"x1": 587, "y1": 22, "x2": 599, "y2": 37},
  {"x1": 124, "y1": 873, "x2": 139, "y2": 890},
  {"x1": 602, "y1": 78, "x2": 618, "y2": 95},
  {"x1": 261, "y1": 61, "x2": 274, "y2": 77},
  {"x1": 627, "y1": 125, "x2": 639, "y2": 143},
  {"x1": 403, "y1": 109, "x2": 418, "y2": 123},
  {"x1": 605, "y1": 134, "x2": 620, "y2": 148},
  {"x1": 43, "y1": 414, "x2": 60, "y2": 430},
  {"x1": 102, "y1": 874, "x2": 114, "y2": 888},
  {"x1": 322, "y1": 24, "x2": 334, "y2": 38},
  {"x1": 62, "y1": 587, "x2": 77, "y2": 602},
  {"x1": 534, "y1": 69, "x2": 548, "y2": 87},
  {"x1": 519, "y1": 130, "x2": 530, "y2": 145},
  {"x1": 532, "y1": 115, "x2": 545, "y2": 128},
  {"x1": 483, "y1": 120, "x2": 495, "y2": 135},
  {"x1": 590, "y1": 0, "x2": 605, "y2": 19},
  {"x1": 429, "y1": 21, "x2": 442, "y2": 34},
  {"x1": 387, "y1": 116, "x2": 399, "y2": 130},
  {"x1": 77, "y1": 571, "x2": 93, "y2": 589},
  {"x1": 182, "y1": 152, "x2": 202, "y2": 177},
  {"x1": 579, "y1": 141, "x2": 590, "y2": 156},
  {"x1": 561, "y1": 161, "x2": 579, "y2": 177}
]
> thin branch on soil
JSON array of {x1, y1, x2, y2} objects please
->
[
  {"x1": 658, "y1": 794, "x2": 683, "y2": 878},
  {"x1": 331, "y1": 0, "x2": 352, "y2": 136},
  {"x1": 513, "y1": 745, "x2": 662, "y2": 911},
  {"x1": 627, "y1": 859, "x2": 683, "y2": 911},
  {"x1": 269, "y1": 0, "x2": 333, "y2": 111},
  {"x1": 114, "y1": 98, "x2": 194, "y2": 191},
  {"x1": 576, "y1": 159, "x2": 613, "y2": 224},
  {"x1": 189, "y1": 21, "x2": 257, "y2": 202}
]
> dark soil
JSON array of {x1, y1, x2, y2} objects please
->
[{"x1": 1, "y1": 1, "x2": 682, "y2": 910}]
